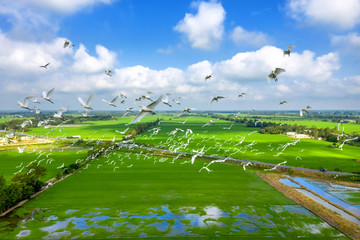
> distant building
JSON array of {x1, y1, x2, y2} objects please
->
[{"x1": 286, "y1": 132, "x2": 311, "y2": 139}]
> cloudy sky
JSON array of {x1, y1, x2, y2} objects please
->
[{"x1": 0, "y1": 0, "x2": 359, "y2": 112}]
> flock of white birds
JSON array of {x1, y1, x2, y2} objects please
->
[{"x1": 9, "y1": 40, "x2": 357, "y2": 174}]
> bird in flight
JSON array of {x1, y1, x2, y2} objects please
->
[
  {"x1": 267, "y1": 68, "x2": 285, "y2": 82},
  {"x1": 17, "y1": 96, "x2": 35, "y2": 110},
  {"x1": 127, "y1": 95, "x2": 163, "y2": 124},
  {"x1": 40, "y1": 62, "x2": 50, "y2": 69},
  {"x1": 41, "y1": 88, "x2": 55, "y2": 104},
  {"x1": 205, "y1": 75, "x2": 212, "y2": 82},
  {"x1": 210, "y1": 96, "x2": 225, "y2": 104},
  {"x1": 105, "y1": 70, "x2": 112, "y2": 77},
  {"x1": 78, "y1": 93, "x2": 94, "y2": 110},
  {"x1": 279, "y1": 101, "x2": 287, "y2": 105},
  {"x1": 102, "y1": 95, "x2": 119, "y2": 107},
  {"x1": 238, "y1": 92, "x2": 246, "y2": 97},
  {"x1": 122, "y1": 107, "x2": 134, "y2": 117},
  {"x1": 53, "y1": 106, "x2": 69, "y2": 119},
  {"x1": 64, "y1": 40, "x2": 74, "y2": 48},
  {"x1": 283, "y1": 46, "x2": 295, "y2": 57}
]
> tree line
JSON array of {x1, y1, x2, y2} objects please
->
[{"x1": 0, "y1": 163, "x2": 46, "y2": 214}]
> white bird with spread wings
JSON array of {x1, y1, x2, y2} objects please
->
[
  {"x1": 78, "y1": 93, "x2": 94, "y2": 110},
  {"x1": 128, "y1": 95, "x2": 162, "y2": 124}
]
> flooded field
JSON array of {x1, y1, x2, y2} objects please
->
[{"x1": 2, "y1": 204, "x2": 345, "y2": 239}]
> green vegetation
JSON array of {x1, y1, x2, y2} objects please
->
[
  {"x1": 0, "y1": 112, "x2": 359, "y2": 239},
  {"x1": 0, "y1": 151, "x2": 345, "y2": 239},
  {"x1": 0, "y1": 163, "x2": 46, "y2": 213}
]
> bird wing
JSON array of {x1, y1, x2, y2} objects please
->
[
  {"x1": 23, "y1": 96, "x2": 35, "y2": 105},
  {"x1": 274, "y1": 68, "x2": 286, "y2": 75},
  {"x1": 111, "y1": 95, "x2": 119, "y2": 103},
  {"x1": 78, "y1": 97, "x2": 86, "y2": 106},
  {"x1": 128, "y1": 110, "x2": 149, "y2": 124},
  {"x1": 46, "y1": 88, "x2": 55, "y2": 98},
  {"x1": 64, "y1": 41, "x2": 69, "y2": 48},
  {"x1": 146, "y1": 95, "x2": 162, "y2": 110},
  {"x1": 288, "y1": 46, "x2": 295, "y2": 51},
  {"x1": 86, "y1": 93, "x2": 94, "y2": 106},
  {"x1": 217, "y1": 96, "x2": 225, "y2": 99}
]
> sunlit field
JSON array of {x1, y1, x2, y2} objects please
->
[{"x1": 0, "y1": 151, "x2": 346, "y2": 239}]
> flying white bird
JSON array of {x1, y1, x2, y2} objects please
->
[
  {"x1": 102, "y1": 95, "x2": 119, "y2": 107},
  {"x1": 105, "y1": 70, "x2": 112, "y2": 76},
  {"x1": 202, "y1": 118, "x2": 220, "y2": 127},
  {"x1": 283, "y1": 46, "x2": 295, "y2": 57},
  {"x1": 78, "y1": 93, "x2": 94, "y2": 110},
  {"x1": 267, "y1": 68, "x2": 285, "y2": 82},
  {"x1": 42, "y1": 88, "x2": 55, "y2": 104},
  {"x1": 210, "y1": 96, "x2": 225, "y2": 104},
  {"x1": 127, "y1": 95, "x2": 162, "y2": 124},
  {"x1": 40, "y1": 62, "x2": 50, "y2": 69},
  {"x1": 21, "y1": 119, "x2": 32, "y2": 128},
  {"x1": 54, "y1": 106, "x2": 69, "y2": 118},
  {"x1": 161, "y1": 93, "x2": 172, "y2": 107},
  {"x1": 64, "y1": 40, "x2": 74, "y2": 48},
  {"x1": 122, "y1": 107, "x2": 133, "y2": 117},
  {"x1": 18, "y1": 145, "x2": 26, "y2": 153},
  {"x1": 17, "y1": 96, "x2": 35, "y2": 110}
]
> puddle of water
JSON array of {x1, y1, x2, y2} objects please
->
[
  {"x1": 16, "y1": 230, "x2": 30, "y2": 237},
  {"x1": 293, "y1": 177, "x2": 360, "y2": 217},
  {"x1": 89, "y1": 215, "x2": 110, "y2": 222},
  {"x1": 279, "y1": 178, "x2": 300, "y2": 187},
  {"x1": 81, "y1": 230, "x2": 94, "y2": 237},
  {"x1": 84, "y1": 212, "x2": 102, "y2": 216},
  {"x1": 72, "y1": 218, "x2": 97, "y2": 229},
  {"x1": 41, "y1": 218, "x2": 75, "y2": 233},
  {"x1": 296, "y1": 189, "x2": 360, "y2": 225},
  {"x1": 43, "y1": 230, "x2": 71, "y2": 239},
  {"x1": 65, "y1": 209, "x2": 79, "y2": 214},
  {"x1": 147, "y1": 221, "x2": 169, "y2": 231}
]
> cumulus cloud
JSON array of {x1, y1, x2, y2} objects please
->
[
  {"x1": 0, "y1": 32, "x2": 356, "y2": 110},
  {"x1": 174, "y1": 1, "x2": 225, "y2": 50},
  {"x1": 212, "y1": 46, "x2": 340, "y2": 83},
  {"x1": 286, "y1": 0, "x2": 360, "y2": 29},
  {"x1": 331, "y1": 32, "x2": 360, "y2": 54},
  {"x1": 72, "y1": 44, "x2": 116, "y2": 74},
  {"x1": 231, "y1": 26, "x2": 270, "y2": 47}
]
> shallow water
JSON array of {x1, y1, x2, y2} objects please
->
[
  {"x1": 279, "y1": 178, "x2": 300, "y2": 187},
  {"x1": 292, "y1": 177, "x2": 360, "y2": 217},
  {"x1": 296, "y1": 189, "x2": 360, "y2": 225},
  {"x1": 7, "y1": 204, "x2": 344, "y2": 239}
]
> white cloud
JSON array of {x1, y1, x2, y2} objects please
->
[
  {"x1": 212, "y1": 46, "x2": 340, "y2": 83},
  {"x1": 72, "y1": 44, "x2": 116, "y2": 74},
  {"x1": 0, "y1": 32, "x2": 356, "y2": 111},
  {"x1": 1, "y1": 0, "x2": 114, "y2": 15},
  {"x1": 174, "y1": 1, "x2": 225, "y2": 50},
  {"x1": 287, "y1": 0, "x2": 360, "y2": 29},
  {"x1": 331, "y1": 32, "x2": 360, "y2": 54},
  {"x1": 231, "y1": 26, "x2": 270, "y2": 47}
]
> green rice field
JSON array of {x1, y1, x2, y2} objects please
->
[{"x1": 0, "y1": 151, "x2": 347, "y2": 239}]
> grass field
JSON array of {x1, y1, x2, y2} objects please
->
[
  {"x1": 135, "y1": 116, "x2": 360, "y2": 173},
  {"x1": 26, "y1": 117, "x2": 136, "y2": 140},
  {"x1": 0, "y1": 147, "x2": 88, "y2": 182},
  {"x1": 0, "y1": 151, "x2": 346, "y2": 239}
]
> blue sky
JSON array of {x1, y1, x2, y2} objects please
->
[{"x1": 0, "y1": 0, "x2": 359, "y2": 112}]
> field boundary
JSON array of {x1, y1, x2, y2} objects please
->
[{"x1": 258, "y1": 173, "x2": 360, "y2": 240}]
